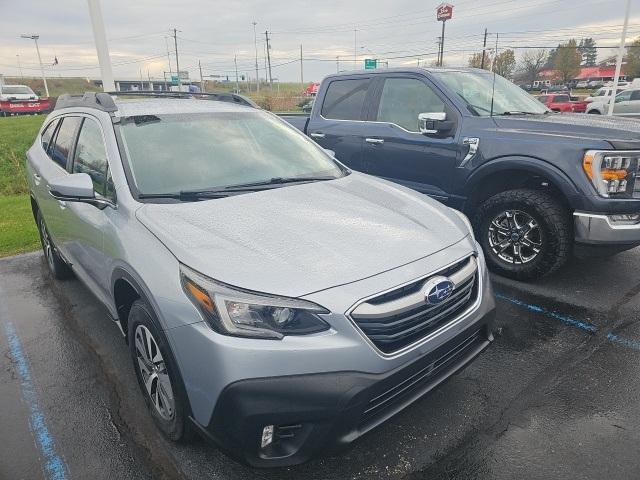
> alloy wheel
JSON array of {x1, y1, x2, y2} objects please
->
[
  {"x1": 39, "y1": 217, "x2": 55, "y2": 271},
  {"x1": 134, "y1": 325, "x2": 175, "y2": 421},
  {"x1": 487, "y1": 209, "x2": 543, "y2": 265}
]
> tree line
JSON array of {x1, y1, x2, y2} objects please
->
[{"x1": 467, "y1": 36, "x2": 640, "y2": 85}]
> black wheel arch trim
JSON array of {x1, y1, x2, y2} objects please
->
[{"x1": 463, "y1": 156, "x2": 584, "y2": 208}]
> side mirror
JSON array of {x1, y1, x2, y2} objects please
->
[
  {"x1": 418, "y1": 112, "x2": 452, "y2": 135},
  {"x1": 49, "y1": 173, "x2": 114, "y2": 209}
]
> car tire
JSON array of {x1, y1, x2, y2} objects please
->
[
  {"x1": 474, "y1": 189, "x2": 572, "y2": 280},
  {"x1": 36, "y1": 210, "x2": 73, "y2": 280},
  {"x1": 587, "y1": 110, "x2": 601, "y2": 114},
  {"x1": 128, "y1": 299, "x2": 193, "y2": 442}
]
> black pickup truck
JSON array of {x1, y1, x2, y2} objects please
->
[{"x1": 280, "y1": 67, "x2": 640, "y2": 280}]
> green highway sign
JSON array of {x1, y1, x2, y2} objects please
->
[
  {"x1": 364, "y1": 58, "x2": 377, "y2": 70},
  {"x1": 170, "y1": 75, "x2": 179, "y2": 86}
]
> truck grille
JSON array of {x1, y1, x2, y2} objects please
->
[{"x1": 349, "y1": 256, "x2": 479, "y2": 354}]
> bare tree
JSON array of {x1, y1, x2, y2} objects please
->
[
  {"x1": 518, "y1": 49, "x2": 547, "y2": 85},
  {"x1": 554, "y1": 39, "x2": 582, "y2": 83}
]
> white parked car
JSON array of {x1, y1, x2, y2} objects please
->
[
  {"x1": 586, "y1": 88, "x2": 640, "y2": 117},
  {"x1": 575, "y1": 81, "x2": 589, "y2": 89},
  {"x1": 585, "y1": 86, "x2": 628, "y2": 103}
]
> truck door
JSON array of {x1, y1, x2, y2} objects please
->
[
  {"x1": 306, "y1": 76, "x2": 373, "y2": 172},
  {"x1": 362, "y1": 75, "x2": 462, "y2": 202}
]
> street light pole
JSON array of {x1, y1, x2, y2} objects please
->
[
  {"x1": 86, "y1": 0, "x2": 115, "y2": 92},
  {"x1": 608, "y1": 0, "x2": 631, "y2": 116},
  {"x1": 20, "y1": 34, "x2": 49, "y2": 97},
  {"x1": 252, "y1": 21, "x2": 260, "y2": 93},
  {"x1": 16, "y1": 54, "x2": 24, "y2": 79}
]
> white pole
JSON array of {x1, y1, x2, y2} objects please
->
[
  {"x1": 608, "y1": 0, "x2": 631, "y2": 116},
  {"x1": 33, "y1": 38, "x2": 49, "y2": 97},
  {"x1": 87, "y1": 0, "x2": 115, "y2": 92},
  {"x1": 253, "y1": 21, "x2": 259, "y2": 93}
]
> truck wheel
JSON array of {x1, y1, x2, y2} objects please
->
[
  {"x1": 36, "y1": 210, "x2": 73, "y2": 280},
  {"x1": 587, "y1": 110, "x2": 601, "y2": 114},
  {"x1": 474, "y1": 189, "x2": 572, "y2": 280}
]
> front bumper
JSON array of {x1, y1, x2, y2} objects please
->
[
  {"x1": 192, "y1": 310, "x2": 494, "y2": 467},
  {"x1": 574, "y1": 212, "x2": 640, "y2": 246}
]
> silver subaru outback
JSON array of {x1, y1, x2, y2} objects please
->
[{"x1": 26, "y1": 92, "x2": 495, "y2": 467}]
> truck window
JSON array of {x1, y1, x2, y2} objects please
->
[
  {"x1": 537, "y1": 96, "x2": 548, "y2": 103},
  {"x1": 376, "y1": 78, "x2": 445, "y2": 132},
  {"x1": 554, "y1": 95, "x2": 570, "y2": 102},
  {"x1": 631, "y1": 90, "x2": 640, "y2": 101},
  {"x1": 321, "y1": 79, "x2": 370, "y2": 120}
]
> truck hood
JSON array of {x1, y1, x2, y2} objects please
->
[
  {"x1": 136, "y1": 173, "x2": 470, "y2": 297},
  {"x1": 492, "y1": 113, "x2": 640, "y2": 145}
]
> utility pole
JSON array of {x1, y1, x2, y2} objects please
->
[
  {"x1": 234, "y1": 55, "x2": 240, "y2": 93},
  {"x1": 354, "y1": 29, "x2": 357, "y2": 68},
  {"x1": 264, "y1": 31, "x2": 272, "y2": 87},
  {"x1": 164, "y1": 36, "x2": 172, "y2": 90},
  {"x1": 252, "y1": 21, "x2": 259, "y2": 93},
  {"x1": 436, "y1": 37, "x2": 442, "y2": 66},
  {"x1": 608, "y1": 0, "x2": 631, "y2": 116},
  {"x1": 439, "y1": 20, "x2": 446, "y2": 66},
  {"x1": 480, "y1": 28, "x2": 488, "y2": 69},
  {"x1": 199, "y1": 60, "x2": 204, "y2": 92},
  {"x1": 172, "y1": 28, "x2": 181, "y2": 90},
  {"x1": 300, "y1": 44, "x2": 304, "y2": 88},
  {"x1": 86, "y1": 0, "x2": 115, "y2": 92},
  {"x1": 16, "y1": 54, "x2": 23, "y2": 79},
  {"x1": 20, "y1": 34, "x2": 49, "y2": 97}
]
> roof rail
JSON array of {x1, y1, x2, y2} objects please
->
[
  {"x1": 107, "y1": 90, "x2": 259, "y2": 108},
  {"x1": 55, "y1": 92, "x2": 118, "y2": 112}
]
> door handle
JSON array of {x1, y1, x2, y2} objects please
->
[
  {"x1": 365, "y1": 138, "x2": 384, "y2": 145},
  {"x1": 310, "y1": 132, "x2": 325, "y2": 138}
]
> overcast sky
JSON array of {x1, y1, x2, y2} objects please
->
[{"x1": 1, "y1": 0, "x2": 638, "y2": 84}]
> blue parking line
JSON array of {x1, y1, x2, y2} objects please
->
[
  {"x1": 495, "y1": 293, "x2": 598, "y2": 333},
  {"x1": 3, "y1": 322, "x2": 69, "y2": 480},
  {"x1": 496, "y1": 292, "x2": 640, "y2": 353}
]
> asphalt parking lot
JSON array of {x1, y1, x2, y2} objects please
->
[{"x1": 2, "y1": 248, "x2": 640, "y2": 480}]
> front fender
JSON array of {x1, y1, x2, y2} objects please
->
[{"x1": 464, "y1": 155, "x2": 588, "y2": 210}]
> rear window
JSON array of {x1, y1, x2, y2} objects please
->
[
  {"x1": 554, "y1": 95, "x2": 570, "y2": 102},
  {"x1": 2, "y1": 85, "x2": 34, "y2": 95},
  {"x1": 321, "y1": 78, "x2": 370, "y2": 120}
]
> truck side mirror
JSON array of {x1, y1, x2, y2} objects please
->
[{"x1": 418, "y1": 112, "x2": 452, "y2": 135}]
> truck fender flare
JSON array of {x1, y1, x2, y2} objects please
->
[{"x1": 464, "y1": 156, "x2": 582, "y2": 203}]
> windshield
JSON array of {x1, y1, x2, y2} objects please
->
[
  {"x1": 118, "y1": 111, "x2": 345, "y2": 195},
  {"x1": 2, "y1": 85, "x2": 34, "y2": 95},
  {"x1": 432, "y1": 70, "x2": 549, "y2": 116}
]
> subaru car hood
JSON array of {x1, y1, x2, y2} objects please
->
[{"x1": 136, "y1": 173, "x2": 470, "y2": 297}]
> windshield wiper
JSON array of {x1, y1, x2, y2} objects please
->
[
  {"x1": 228, "y1": 176, "x2": 337, "y2": 188},
  {"x1": 499, "y1": 111, "x2": 541, "y2": 116}
]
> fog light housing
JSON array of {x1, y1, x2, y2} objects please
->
[
  {"x1": 261, "y1": 425, "x2": 274, "y2": 448},
  {"x1": 609, "y1": 213, "x2": 640, "y2": 225}
]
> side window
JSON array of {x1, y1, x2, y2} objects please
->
[
  {"x1": 72, "y1": 118, "x2": 113, "y2": 199},
  {"x1": 538, "y1": 96, "x2": 548, "y2": 103},
  {"x1": 321, "y1": 79, "x2": 370, "y2": 120},
  {"x1": 50, "y1": 116, "x2": 82, "y2": 168},
  {"x1": 630, "y1": 90, "x2": 640, "y2": 101},
  {"x1": 41, "y1": 118, "x2": 59, "y2": 153},
  {"x1": 376, "y1": 78, "x2": 445, "y2": 132},
  {"x1": 616, "y1": 90, "x2": 632, "y2": 102}
]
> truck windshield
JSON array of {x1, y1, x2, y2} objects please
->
[
  {"x1": 118, "y1": 111, "x2": 345, "y2": 196},
  {"x1": 2, "y1": 86, "x2": 34, "y2": 95},
  {"x1": 433, "y1": 71, "x2": 549, "y2": 116}
]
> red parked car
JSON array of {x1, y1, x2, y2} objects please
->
[
  {"x1": 0, "y1": 84, "x2": 51, "y2": 116},
  {"x1": 536, "y1": 94, "x2": 587, "y2": 113}
]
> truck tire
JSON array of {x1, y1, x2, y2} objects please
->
[{"x1": 473, "y1": 189, "x2": 572, "y2": 280}]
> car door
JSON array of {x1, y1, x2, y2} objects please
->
[
  {"x1": 612, "y1": 89, "x2": 633, "y2": 116},
  {"x1": 31, "y1": 116, "x2": 83, "y2": 251},
  {"x1": 622, "y1": 90, "x2": 640, "y2": 118},
  {"x1": 362, "y1": 75, "x2": 462, "y2": 201},
  {"x1": 27, "y1": 117, "x2": 61, "y2": 227},
  {"x1": 307, "y1": 76, "x2": 373, "y2": 171},
  {"x1": 63, "y1": 115, "x2": 117, "y2": 298}
]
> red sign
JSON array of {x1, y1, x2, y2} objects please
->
[
  {"x1": 437, "y1": 3, "x2": 453, "y2": 21},
  {"x1": 0, "y1": 99, "x2": 51, "y2": 114}
]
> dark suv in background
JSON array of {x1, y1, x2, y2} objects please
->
[{"x1": 282, "y1": 68, "x2": 640, "y2": 280}]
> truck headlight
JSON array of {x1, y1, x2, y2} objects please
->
[
  {"x1": 180, "y1": 264, "x2": 330, "y2": 339},
  {"x1": 583, "y1": 150, "x2": 640, "y2": 198}
]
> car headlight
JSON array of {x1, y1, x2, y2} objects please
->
[
  {"x1": 452, "y1": 209, "x2": 475, "y2": 240},
  {"x1": 180, "y1": 264, "x2": 330, "y2": 339},
  {"x1": 583, "y1": 150, "x2": 640, "y2": 198}
]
